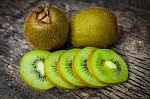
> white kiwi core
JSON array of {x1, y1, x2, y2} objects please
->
[
  {"x1": 36, "y1": 61, "x2": 45, "y2": 76},
  {"x1": 104, "y1": 61, "x2": 117, "y2": 69}
]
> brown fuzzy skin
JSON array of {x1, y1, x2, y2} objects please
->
[
  {"x1": 70, "y1": 7, "x2": 118, "y2": 48},
  {"x1": 24, "y1": 6, "x2": 69, "y2": 51}
]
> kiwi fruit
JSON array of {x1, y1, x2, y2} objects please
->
[
  {"x1": 20, "y1": 48, "x2": 128, "y2": 90},
  {"x1": 70, "y1": 7, "x2": 118, "y2": 48},
  {"x1": 20, "y1": 50, "x2": 54, "y2": 90},
  {"x1": 58, "y1": 49, "x2": 85, "y2": 87},
  {"x1": 24, "y1": 6, "x2": 69, "y2": 50},
  {"x1": 45, "y1": 50, "x2": 75, "y2": 89},
  {"x1": 73, "y1": 47, "x2": 107, "y2": 87},
  {"x1": 87, "y1": 49, "x2": 128, "y2": 83}
]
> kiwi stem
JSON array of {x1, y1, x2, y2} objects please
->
[
  {"x1": 37, "y1": 7, "x2": 51, "y2": 24},
  {"x1": 37, "y1": 12, "x2": 46, "y2": 20},
  {"x1": 44, "y1": 7, "x2": 49, "y2": 16}
]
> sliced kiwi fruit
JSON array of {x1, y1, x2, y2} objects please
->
[
  {"x1": 73, "y1": 47, "x2": 107, "y2": 87},
  {"x1": 70, "y1": 7, "x2": 118, "y2": 48},
  {"x1": 58, "y1": 49, "x2": 85, "y2": 87},
  {"x1": 87, "y1": 49, "x2": 128, "y2": 83},
  {"x1": 45, "y1": 50, "x2": 75, "y2": 89},
  {"x1": 20, "y1": 50, "x2": 55, "y2": 90},
  {"x1": 24, "y1": 6, "x2": 69, "y2": 51}
]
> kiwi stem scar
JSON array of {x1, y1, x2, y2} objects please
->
[
  {"x1": 103, "y1": 61, "x2": 117, "y2": 69},
  {"x1": 37, "y1": 7, "x2": 51, "y2": 24}
]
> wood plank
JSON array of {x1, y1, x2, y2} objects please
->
[{"x1": 0, "y1": 0, "x2": 150, "y2": 98}]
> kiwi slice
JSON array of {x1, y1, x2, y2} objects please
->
[
  {"x1": 20, "y1": 50, "x2": 54, "y2": 90},
  {"x1": 45, "y1": 50, "x2": 75, "y2": 89},
  {"x1": 73, "y1": 47, "x2": 107, "y2": 87},
  {"x1": 87, "y1": 49, "x2": 128, "y2": 83},
  {"x1": 58, "y1": 49, "x2": 85, "y2": 87}
]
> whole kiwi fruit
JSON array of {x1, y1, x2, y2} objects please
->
[
  {"x1": 70, "y1": 7, "x2": 118, "y2": 48},
  {"x1": 24, "y1": 6, "x2": 69, "y2": 51}
]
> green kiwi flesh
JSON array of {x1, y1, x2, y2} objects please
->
[
  {"x1": 73, "y1": 47, "x2": 107, "y2": 87},
  {"x1": 58, "y1": 49, "x2": 85, "y2": 87},
  {"x1": 88, "y1": 49, "x2": 128, "y2": 83},
  {"x1": 20, "y1": 50, "x2": 54, "y2": 90},
  {"x1": 45, "y1": 50, "x2": 75, "y2": 89}
]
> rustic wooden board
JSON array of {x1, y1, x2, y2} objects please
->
[{"x1": 0, "y1": 0, "x2": 150, "y2": 99}]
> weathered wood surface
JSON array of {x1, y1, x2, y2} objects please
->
[{"x1": 0, "y1": 0, "x2": 150, "y2": 99}]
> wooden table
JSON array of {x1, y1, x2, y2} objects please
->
[{"x1": 0, "y1": 0, "x2": 150, "y2": 98}]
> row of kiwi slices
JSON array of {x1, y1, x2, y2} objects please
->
[{"x1": 20, "y1": 47, "x2": 128, "y2": 90}]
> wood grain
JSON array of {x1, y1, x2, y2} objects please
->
[{"x1": 0, "y1": 0, "x2": 150, "y2": 99}]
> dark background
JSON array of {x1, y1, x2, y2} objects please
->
[{"x1": 0, "y1": 0, "x2": 150, "y2": 99}]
